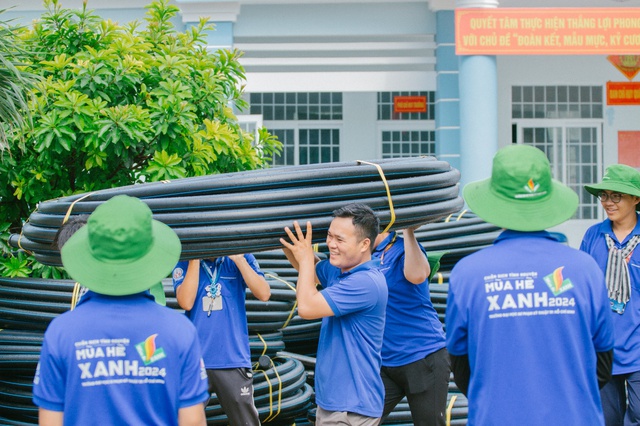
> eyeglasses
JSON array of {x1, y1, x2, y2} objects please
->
[{"x1": 597, "y1": 192, "x2": 623, "y2": 203}]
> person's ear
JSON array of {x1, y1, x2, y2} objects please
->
[{"x1": 360, "y1": 238, "x2": 371, "y2": 254}]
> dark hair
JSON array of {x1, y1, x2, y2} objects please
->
[
  {"x1": 52, "y1": 215, "x2": 89, "y2": 250},
  {"x1": 332, "y1": 203, "x2": 380, "y2": 252}
]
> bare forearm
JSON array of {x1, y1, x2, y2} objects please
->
[
  {"x1": 235, "y1": 257, "x2": 271, "y2": 301},
  {"x1": 39, "y1": 408, "x2": 63, "y2": 426},
  {"x1": 403, "y1": 229, "x2": 430, "y2": 284},
  {"x1": 281, "y1": 221, "x2": 331, "y2": 319},
  {"x1": 178, "y1": 403, "x2": 206, "y2": 426},
  {"x1": 176, "y1": 260, "x2": 201, "y2": 311},
  {"x1": 295, "y1": 258, "x2": 324, "y2": 319},
  {"x1": 282, "y1": 247, "x2": 300, "y2": 271}
]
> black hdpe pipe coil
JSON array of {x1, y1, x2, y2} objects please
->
[
  {"x1": 21, "y1": 185, "x2": 459, "y2": 243},
  {"x1": 29, "y1": 182, "x2": 459, "y2": 229},
  {"x1": 208, "y1": 357, "x2": 304, "y2": 408},
  {"x1": 206, "y1": 384, "x2": 313, "y2": 426},
  {"x1": 21, "y1": 173, "x2": 460, "y2": 242},
  {"x1": 15, "y1": 197, "x2": 464, "y2": 264},
  {"x1": 13, "y1": 157, "x2": 462, "y2": 264},
  {"x1": 204, "y1": 357, "x2": 312, "y2": 425},
  {"x1": 0, "y1": 359, "x2": 312, "y2": 426},
  {"x1": 54, "y1": 157, "x2": 450, "y2": 202},
  {"x1": 34, "y1": 168, "x2": 460, "y2": 217}
]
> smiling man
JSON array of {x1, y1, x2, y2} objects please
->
[
  {"x1": 281, "y1": 203, "x2": 388, "y2": 426},
  {"x1": 581, "y1": 164, "x2": 640, "y2": 425}
]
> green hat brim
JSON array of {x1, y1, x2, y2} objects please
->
[
  {"x1": 584, "y1": 181, "x2": 640, "y2": 211},
  {"x1": 464, "y1": 177, "x2": 579, "y2": 231},
  {"x1": 61, "y1": 220, "x2": 181, "y2": 296}
]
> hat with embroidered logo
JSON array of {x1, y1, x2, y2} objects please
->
[
  {"x1": 584, "y1": 164, "x2": 640, "y2": 211},
  {"x1": 61, "y1": 195, "x2": 181, "y2": 296},
  {"x1": 463, "y1": 144, "x2": 578, "y2": 231}
]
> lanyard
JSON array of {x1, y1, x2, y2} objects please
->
[{"x1": 202, "y1": 258, "x2": 223, "y2": 287}]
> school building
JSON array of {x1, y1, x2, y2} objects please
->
[{"x1": 7, "y1": 0, "x2": 640, "y2": 246}]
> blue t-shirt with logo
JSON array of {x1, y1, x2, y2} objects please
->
[
  {"x1": 32, "y1": 292, "x2": 209, "y2": 425},
  {"x1": 172, "y1": 255, "x2": 264, "y2": 369},
  {"x1": 373, "y1": 232, "x2": 445, "y2": 367},
  {"x1": 446, "y1": 230, "x2": 613, "y2": 426},
  {"x1": 315, "y1": 259, "x2": 388, "y2": 418},
  {"x1": 580, "y1": 214, "x2": 640, "y2": 375}
]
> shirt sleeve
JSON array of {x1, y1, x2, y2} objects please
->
[
  {"x1": 244, "y1": 254, "x2": 265, "y2": 277},
  {"x1": 586, "y1": 258, "x2": 615, "y2": 353},
  {"x1": 445, "y1": 267, "x2": 469, "y2": 356},
  {"x1": 32, "y1": 328, "x2": 66, "y2": 412},
  {"x1": 179, "y1": 324, "x2": 210, "y2": 408},
  {"x1": 172, "y1": 261, "x2": 189, "y2": 291}
]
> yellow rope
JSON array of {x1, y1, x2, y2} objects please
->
[
  {"x1": 445, "y1": 213, "x2": 453, "y2": 223},
  {"x1": 62, "y1": 192, "x2": 96, "y2": 225},
  {"x1": 265, "y1": 273, "x2": 296, "y2": 293},
  {"x1": 280, "y1": 301, "x2": 298, "y2": 330},
  {"x1": 456, "y1": 209, "x2": 467, "y2": 221},
  {"x1": 252, "y1": 333, "x2": 269, "y2": 370},
  {"x1": 437, "y1": 272, "x2": 444, "y2": 285},
  {"x1": 262, "y1": 358, "x2": 283, "y2": 423},
  {"x1": 61, "y1": 194, "x2": 95, "y2": 311},
  {"x1": 356, "y1": 160, "x2": 395, "y2": 233},
  {"x1": 70, "y1": 282, "x2": 81, "y2": 310},
  {"x1": 257, "y1": 370, "x2": 274, "y2": 421},
  {"x1": 16, "y1": 232, "x2": 33, "y2": 256},
  {"x1": 446, "y1": 394, "x2": 457, "y2": 426},
  {"x1": 264, "y1": 274, "x2": 298, "y2": 329}
]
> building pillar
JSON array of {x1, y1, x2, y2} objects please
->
[
  {"x1": 456, "y1": 0, "x2": 498, "y2": 189},
  {"x1": 434, "y1": 9, "x2": 460, "y2": 173}
]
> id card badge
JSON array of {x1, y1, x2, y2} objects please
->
[
  {"x1": 610, "y1": 298, "x2": 626, "y2": 314},
  {"x1": 202, "y1": 296, "x2": 223, "y2": 314}
]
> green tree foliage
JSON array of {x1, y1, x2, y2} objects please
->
[
  {"x1": 0, "y1": 8, "x2": 36, "y2": 150},
  {"x1": 0, "y1": 0, "x2": 280, "y2": 277}
]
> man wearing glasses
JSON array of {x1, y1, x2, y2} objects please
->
[{"x1": 581, "y1": 164, "x2": 640, "y2": 425}]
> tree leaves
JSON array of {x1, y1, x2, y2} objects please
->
[
  {"x1": 0, "y1": 0, "x2": 281, "y2": 278},
  {"x1": 3, "y1": 0, "x2": 280, "y2": 230}
]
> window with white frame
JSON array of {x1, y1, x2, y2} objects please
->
[
  {"x1": 248, "y1": 92, "x2": 342, "y2": 166},
  {"x1": 381, "y1": 130, "x2": 436, "y2": 158},
  {"x1": 512, "y1": 85, "x2": 603, "y2": 220},
  {"x1": 378, "y1": 91, "x2": 435, "y2": 159}
]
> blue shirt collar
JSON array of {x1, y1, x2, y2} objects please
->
[
  {"x1": 494, "y1": 229, "x2": 558, "y2": 244},
  {"x1": 597, "y1": 213, "x2": 640, "y2": 244},
  {"x1": 338, "y1": 258, "x2": 381, "y2": 278},
  {"x1": 83, "y1": 291, "x2": 154, "y2": 303}
]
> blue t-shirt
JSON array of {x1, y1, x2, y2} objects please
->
[
  {"x1": 172, "y1": 255, "x2": 264, "y2": 369},
  {"x1": 373, "y1": 232, "x2": 445, "y2": 367},
  {"x1": 580, "y1": 214, "x2": 640, "y2": 375},
  {"x1": 32, "y1": 292, "x2": 209, "y2": 425},
  {"x1": 446, "y1": 230, "x2": 613, "y2": 426},
  {"x1": 315, "y1": 259, "x2": 388, "y2": 418}
]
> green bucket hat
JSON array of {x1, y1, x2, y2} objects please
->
[
  {"x1": 584, "y1": 164, "x2": 640, "y2": 211},
  {"x1": 61, "y1": 195, "x2": 181, "y2": 296},
  {"x1": 463, "y1": 144, "x2": 578, "y2": 232}
]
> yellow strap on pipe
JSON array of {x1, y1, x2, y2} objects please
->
[
  {"x1": 62, "y1": 192, "x2": 96, "y2": 225},
  {"x1": 356, "y1": 160, "x2": 395, "y2": 233},
  {"x1": 446, "y1": 394, "x2": 457, "y2": 426},
  {"x1": 263, "y1": 357, "x2": 283, "y2": 423}
]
